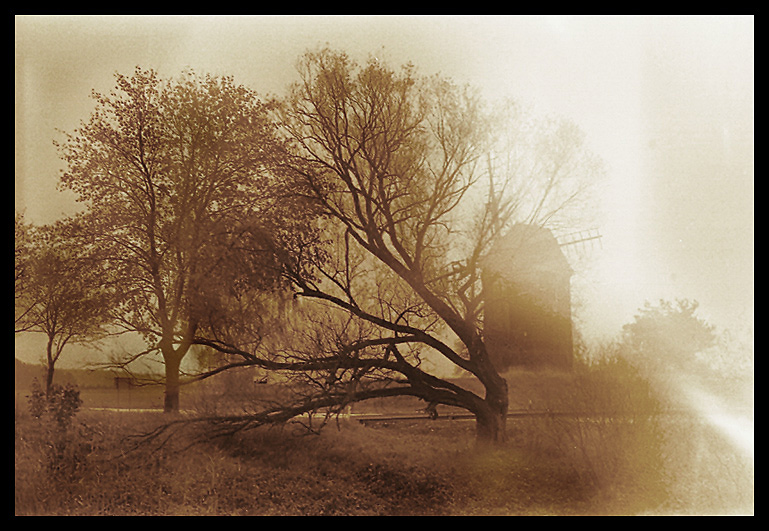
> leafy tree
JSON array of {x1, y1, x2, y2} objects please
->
[
  {"x1": 188, "y1": 49, "x2": 603, "y2": 444},
  {"x1": 56, "y1": 68, "x2": 293, "y2": 412},
  {"x1": 621, "y1": 298, "x2": 717, "y2": 373},
  {"x1": 16, "y1": 218, "x2": 112, "y2": 395}
]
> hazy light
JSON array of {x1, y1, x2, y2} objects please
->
[{"x1": 677, "y1": 372, "x2": 754, "y2": 463}]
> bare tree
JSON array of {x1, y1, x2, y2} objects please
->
[
  {"x1": 188, "y1": 49, "x2": 603, "y2": 444},
  {"x1": 15, "y1": 212, "x2": 36, "y2": 333}
]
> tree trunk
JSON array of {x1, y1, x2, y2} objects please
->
[
  {"x1": 475, "y1": 405, "x2": 508, "y2": 444},
  {"x1": 475, "y1": 377, "x2": 509, "y2": 444},
  {"x1": 45, "y1": 335, "x2": 55, "y2": 396},
  {"x1": 163, "y1": 348, "x2": 182, "y2": 414},
  {"x1": 469, "y1": 338, "x2": 510, "y2": 445},
  {"x1": 45, "y1": 360, "x2": 55, "y2": 397}
]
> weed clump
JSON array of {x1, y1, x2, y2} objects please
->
[{"x1": 28, "y1": 378, "x2": 83, "y2": 429}]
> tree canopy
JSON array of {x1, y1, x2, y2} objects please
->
[
  {"x1": 15, "y1": 213, "x2": 34, "y2": 333},
  {"x1": 622, "y1": 298, "x2": 718, "y2": 372},
  {"x1": 184, "y1": 49, "x2": 604, "y2": 443},
  {"x1": 56, "y1": 68, "x2": 300, "y2": 411},
  {"x1": 31, "y1": 49, "x2": 606, "y2": 443},
  {"x1": 15, "y1": 217, "x2": 112, "y2": 394}
]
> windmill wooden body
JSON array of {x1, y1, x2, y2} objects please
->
[{"x1": 482, "y1": 224, "x2": 583, "y2": 371}]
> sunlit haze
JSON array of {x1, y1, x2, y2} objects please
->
[
  {"x1": 15, "y1": 15, "x2": 753, "y2": 362},
  {"x1": 14, "y1": 15, "x2": 754, "y2": 516}
]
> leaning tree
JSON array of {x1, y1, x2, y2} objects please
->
[
  {"x1": 56, "y1": 68, "x2": 294, "y2": 412},
  {"x1": 185, "y1": 49, "x2": 604, "y2": 444}
]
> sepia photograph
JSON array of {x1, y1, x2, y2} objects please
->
[{"x1": 15, "y1": 15, "x2": 753, "y2": 516}]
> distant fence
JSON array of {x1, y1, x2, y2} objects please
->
[{"x1": 352, "y1": 408, "x2": 711, "y2": 426}]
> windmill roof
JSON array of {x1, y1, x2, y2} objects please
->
[{"x1": 483, "y1": 224, "x2": 572, "y2": 275}]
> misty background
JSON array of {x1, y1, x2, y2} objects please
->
[{"x1": 14, "y1": 15, "x2": 753, "y2": 369}]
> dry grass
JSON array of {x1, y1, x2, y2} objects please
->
[
  {"x1": 15, "y1": 360, "x2": 753, "y2": 516},
  {"x1": 14, "y1": 409, "x2": 596, "y2": 516}
]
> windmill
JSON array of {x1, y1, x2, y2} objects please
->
[
  {"x1": 481, "y1": 224, "x2": 575, "y2": 371},
  {"x1": 479, "y1": 153, "x2": 603, "y2": 371},
  {"x1": 479, "y1": 222, "x2": 604, "y2": 373},
  {"x1": 555, "y1": 228, "x2": 603, "y2": 266}
]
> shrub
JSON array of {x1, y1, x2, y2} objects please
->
[
  {"x1": 509, "y1": 348, "x2": 670, "y2": 513},
  {"x1": 28, "y1": 378, "x2": 83, "y2": 429}
]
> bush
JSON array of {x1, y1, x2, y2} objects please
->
[
  {"x1": 508, "y1": 349, "x2": 670, "y2": 513},
  {"x1": 28, "y1": 378, "x2": 83, "y2": 429}
]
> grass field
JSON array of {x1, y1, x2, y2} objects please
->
[{"x1": 15, "y1": 362, "x2": 754, "y2": 516}]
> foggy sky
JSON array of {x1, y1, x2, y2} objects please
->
[{"x1": 14, "y1": 15, "x2": 753, "y2": 366}]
